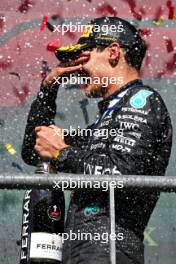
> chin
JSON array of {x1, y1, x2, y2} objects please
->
[
  {"x1": 86, "y1": 92, "x2": 101, "y2": 98},
  {"x1": 84, "y1": 85, "x2": 107, "y2": 98},
  {"x1": 86, "y1": 88, "x2": 102, "y2": 98}
]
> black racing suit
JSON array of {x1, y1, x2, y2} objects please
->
[{"x1": 22, "y1": 79, "x2": 172, "y2": 264}]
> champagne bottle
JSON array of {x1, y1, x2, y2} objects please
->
[{"x1": 20, "y1": 161, "x2": 65, "y2": 263}]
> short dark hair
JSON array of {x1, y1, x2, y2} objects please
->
[
  {"x1": 122, "y1": 39, "x2": 147, "y2": 71},
  {"x1": 95, "y1": 38, "x2": 147, "y2": 71}
]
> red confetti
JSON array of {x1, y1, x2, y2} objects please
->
[
  {"x1": 154, "y1": 6, "x2": 163, "y2": 20},
  {"x1": 168, "y1": 7, "x2": 175, "y2": 19},
  {"x1": 17, "y1": 0, "x2": 33, "y2": 13},
  {"x1": 47, "y1": 41, "x2": 61, "y2": 52},
  {"x1": 0, "y1": 60, "x2": 12, "y2": 70},
  {"x1": 124, "y1": 0, "x2": 136, "y2": 10},
  {"x1": 166, "y1": 53, "x2": 176, "y2": 72},
  {"x1": 165, "y1": 39, "x2": 174, "y2": 53},
  {"x1": 156, "y1": 53, "x2": 176, "y2": 78},
  {"x1": 139, "y1": 28, "x2": 151, "y2": 37},
  {"x1": 167, "y1": 1, "x2": 172, "y2": 8},
  {"x1": 51, "y1": 14, "x2": 62, "y2": 20},
  {"x1": 96, "y1": 3, "x2": 117, "y2": 16},
  {"x1": 166, "y1": 0, "x2": 175, "y2": 20},
  {"x1": 123, "y1": 0, "x2": 142, "y2": 20},
  {"x1": 40, "y1": 16, "x2": 48, "y2": 32},
  {"x1": 0, "y1": 14, "x2": 5, "y2": 31}
]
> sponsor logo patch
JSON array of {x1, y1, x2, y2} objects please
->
[
  {"x1": 112, "y1": 144, "x2": 131, "y2": 153},
  {"x1": 117, "y1": 114, "x2": 147, "y2": 124},
  {"x1": 130, "y1": 90, "x2": 153, "y2": 109},
  {"x1": 113, "y1": 136, "x2": 136, "y2": 146},
  {"x1": 121, "y1": 107, "x2": 149, "y2": 115},
  {"x1": 47, "y1": 205, "x2": 61, "y2": 221},
  {"x1": 84, "y1": 206, "x2": 100, "y2": 216}
]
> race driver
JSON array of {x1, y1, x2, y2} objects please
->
[{"x1": 22, "y1": 17, "x2": 172, "y2": 264}]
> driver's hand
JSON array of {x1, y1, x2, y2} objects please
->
[
  {"x1": 34, "y1": 125, "x2": 69, "y2": 160},
  {"x1": 43, "y1": 51, "x2": 90, "y2": 86}
]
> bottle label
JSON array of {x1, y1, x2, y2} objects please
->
[
  {"x1": 20, "y1": 190, "x2": 32, "y2": 262},
  {"x1": 30, "y1": 232, "x2": 62, "y2": 261}
]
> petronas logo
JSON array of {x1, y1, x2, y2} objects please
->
[{"x1": 130, "y1": 90, "x2": 153, "y2": 109}]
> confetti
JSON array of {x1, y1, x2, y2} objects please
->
[
  {"x1": 138, "y1": 28, "x2": 151, "y2": 37},
  {"x1": 165, "y1": 39, "x2": 174, "y2": 53},
  {"x1": 46, "y1": 21, "x2": 55, "y2": 32},
  {"x1": 0, "y1": 14, "x2": 5, "y2": 31},
  {"x1": 96, "y1": 3, "x2": 117, "y2": 16},
  {"x1": 156, "y1": 53, "x2": 176, "y2": 78},
  {"x1": 122, "y1": 0, "x2": 142, "y2": 20},
  {"x1": 47, "y1": 41, "x2": 61, "y2": 52},
  {"x1": 166, "y1": 53, "x2": 176, "y2": 72},
  {"x1": 0, "y1": 60, "x2": 12, "y2": 70},
  {"x1": 9, "y1": 72, "x2": 21, "y2": 80},
  {"x1": 167, "y1": 0, "x2": 175, "y2": 20},
  {"x1": 51, "y1": 14, "x2": 62, "y2": 20},
  {"x1": 153, "y1": 16, "x2": 164, "y2": 26},
  {"x1": 40, "y1": 16, "x2": 48, "y2": 32},
  {"x1": 12, "y1": 162, "x2": 23, "y2": 171},
  {"x1": 168, "y1": 7, "x2": 175, "y2": 20},
  {"x1": 5, "y1": 144, "x2": 16, "y2": 155},
  {"x1": 17, "y1": 0, "x2": 34, "y2": 13},
  {"x1": 154, "y1": 6, "x2": 163, "y2": 21}
]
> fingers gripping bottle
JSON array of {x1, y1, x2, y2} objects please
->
[{"x1": 20, "y1": 161, "x2": 65, "y2": 263}]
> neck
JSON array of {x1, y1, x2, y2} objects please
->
[{"x1": 103, "y1": 68, "x2": 140, "y2": 98}]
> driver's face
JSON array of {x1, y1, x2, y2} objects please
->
[{"x1": 79, "y1": 46, "x2": 110, "y2": 97}]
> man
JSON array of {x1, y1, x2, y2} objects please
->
[{"x1": 22, "y1": 17, "x2": 172, "y2": 264}]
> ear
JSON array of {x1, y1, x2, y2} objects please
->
[{"x1": 108, "y1": 42, "x2": 120, "y2": 66}]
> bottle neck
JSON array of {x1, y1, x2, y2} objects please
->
[{"x1": 35, "y1": 161, "x2": 56, "y2": 174}]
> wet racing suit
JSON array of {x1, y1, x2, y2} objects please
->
[{"x1": 22, "y1": 79, "x2": 172, "y2": 264}]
